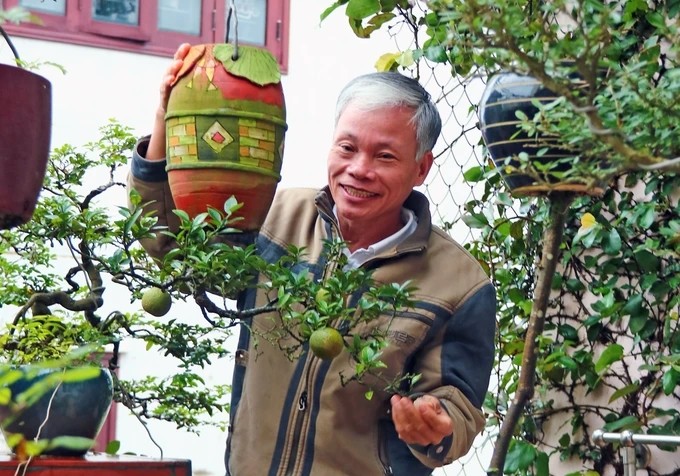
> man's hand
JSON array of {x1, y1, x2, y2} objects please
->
[
  {"x1": 147, "y1": 43, "x2": 192, "y2": 161},
  {"x1": 390, "y1": 394, "x2": 453, "y2": 446},
  {"x1": 159, "y1": 43, "x2": 192, "y2": 113}
]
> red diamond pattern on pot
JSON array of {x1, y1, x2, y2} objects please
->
[{"x1": 202, "y1": 121, "x2": 234, "y2": 153}]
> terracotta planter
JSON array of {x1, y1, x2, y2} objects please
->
[
  {"x1": 478, "y1": 70, "x2": 603, "y2": 197},
  {"x1": 0, "y1": 64, "x2": 51, "y2": 229},
  {"x1": 0, "y1": 366, "x2": 113, "y2": 457},
  {"x1": 165, "y1": 43, "x2": 287, "y2": 231}
]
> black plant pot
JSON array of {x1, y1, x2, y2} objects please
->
[
  {"x1": 478, "y1": 70, "x2": 603, "y2": 197},
  {"x1": 0, "y1": 63, "x2": 52, "y2": 230},
  {"x1": 0, "y1": 366, "x2": 113, "y2": 456}
]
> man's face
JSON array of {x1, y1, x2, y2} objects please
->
[{"x1": 327, "y1": 103, "x2": 433, "y2": 235}]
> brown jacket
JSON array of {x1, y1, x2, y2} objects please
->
[{"x1": 128, "y1": 140, "x2": 496, "y2": 476}]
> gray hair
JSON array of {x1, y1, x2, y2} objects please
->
[{"x1": 334, "y1": 72, "x2": 442, "y2": 161}]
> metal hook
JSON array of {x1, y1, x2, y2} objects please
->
[{"x1": 225, "y1": 0, "x2": 239, "y2": 61}]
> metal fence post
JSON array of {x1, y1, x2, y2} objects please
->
[{"x1": 592, "y1": 429, "x2": 680, "y2": 475}]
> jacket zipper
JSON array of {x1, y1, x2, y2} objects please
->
[
  {"x1": 283, "y1": 358, "x2": 315, "y2": 476},
  {"x1": 378, "y1": 420, "x2": 394, "y2": 475}
]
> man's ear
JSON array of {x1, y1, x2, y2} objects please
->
[{"x1": 414, "y1": 151, "x2": 434, "y2": 186}]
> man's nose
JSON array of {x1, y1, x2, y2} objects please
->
[{"x1": 348, "y1": 154, "x2": 374, "y2": 178}]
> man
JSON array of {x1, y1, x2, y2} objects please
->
[{"x1": 128, "y1": 44, "x2": 496, "y2": 476}]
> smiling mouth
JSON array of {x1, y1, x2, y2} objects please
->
[{"x1": 342, "y1": 185, "x2": 377, "y2": 198}]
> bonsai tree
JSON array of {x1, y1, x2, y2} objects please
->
[
  {"x1": 0, "y1": 120, "x2": 416, "y2": 458},
  {"x1": 323, "y1": 0, "x2": 679, "y2": 474}
]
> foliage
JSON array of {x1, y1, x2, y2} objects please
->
[
  {"x1": 0, "y1": 6, "x2": 33, "y2": 25},
  {"x1": 0, "y1": 5, "x2": 65, "y2": 72},
  {"x1": 464, "y1": 166, "x2": 680, "y2": 474},
  {"x1": 325, "y1": 0, "x2": 680, "y2": 177},
  {"x1": 323, "y1": 0, "x2": 680, "y2": 474},
  {"x1": 0, "y1": 120, "x2": 418, "y2": 452}
]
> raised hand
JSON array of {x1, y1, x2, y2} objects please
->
[{"x1": 147, "y1": 43, "x2": 192, "y2": 161}]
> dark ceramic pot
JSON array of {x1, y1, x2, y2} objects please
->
[
  {"x1": 0, "y1": 366, "x2": 113, "y2": 456},
  {"x1": 478, "y1": 70, "x2": 602, "y2": 196},
  {"x1": 0, "y1": 64, "x2": 52, "y2": 229}
]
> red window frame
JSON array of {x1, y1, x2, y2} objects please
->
[
  {"x1": 1, "y1": 0, "x2": 289, "y2": 71},
  {"x1": 94, "y1": 352, "x2": 118, "y2": 452}
]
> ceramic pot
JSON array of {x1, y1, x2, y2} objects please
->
[
  {"x1": 165, "y1": 43, "x2": 287, "y2": 231},
  {"x1": 478, "y1": 70, "x2": 602, "y2": 197},
  {"x1": 0, "y1": 64, "x2": 51, "y2": 229},
  {"x1": 0, "y1": 366, "x2": 113, "y2": 456}
]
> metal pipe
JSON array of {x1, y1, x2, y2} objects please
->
[
  {"x1": 592, "y1": 429, "x2": 680, "y2": 475},
  {"x1": 621, "y1": 445, "x2": 636, "y2": 476},
  {"x1": 592, "y1": 429, "x2": 680, "y2": 448}
]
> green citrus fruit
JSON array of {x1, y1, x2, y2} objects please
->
[
  {"x1": 141, "y1": 288, "x2": 172, "y2": 317},
  {"x1": 309, "y1": 327, "x2": 344, "y2": 360}
]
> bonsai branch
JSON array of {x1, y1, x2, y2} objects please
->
[
  {"x1": 14, "y1": 291, "x2": 101, "y2": 325},
  {"x1": 488, "y1": 192, "x2": 574, "y2": 475},
  {"x1": 193, "y1": 288, "x2": 277, "y2": 322}
]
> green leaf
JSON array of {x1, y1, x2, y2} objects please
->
[
  {"x1": 558, "y1": 324, "x2": 579, "y2": 342},
  {"x1": 621, "y1": 294, "x2": 643, "y2": 316},
  {"x1": 0, "y1": 387, "x2": 10, "y2": 405},
  {"x1": 609, "y1": 383, "x2": 639, "y2": 403},
  {"x1": 47, "y1": 436, "x2": 95, "y2": 451},
  {"x1": 463, "y1": 166, "x2": 485, "y2": 182},
  {"x1": 535, "y1": 451, "x2": 549, "y2": 476},
  {"x1": 213, "y1": 44, "x2": 281, "y2": 86},
  {"x1": 320, "y1": 0, "x2": 349, "y2": 23},
  {"x1": 346, "y1": 0, "x2": 380, "y2": 19},
  {"x1": 105, "y1": 439, "x2": 121, "y2": 455},
  {"x1": 423, "y1": 45, "x2": 448, "y2": 63},
  {"x1": 629, "y1": 313, "x2": 649, "y2": 334},
  {"x1": 59, "y1": 366, "x2": 102, "y2": 382},
  {"x1": 662, "y1": 368, "x2": 679, "y2": 395},
  {"x1": 595, "y1": 344, "x2": 623, "y2": 374},
  {"x1": 634, "y1": 249, "x2": 659, "y2": 273},
  {"x1": 603, "y1": 415, "x2": 640, "y2": 432},
  {"x1": 504, "y1": 440, "x2": 536, "y2": 472},
  {"x1": 603, "y1": 228, "x2": 622, "y2": 254},
  {"x1": 462, "y1": 213, "x2": 489, "y2": 229}
]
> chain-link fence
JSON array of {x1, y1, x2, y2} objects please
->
[
  {"x1": 381, "y1": 7, "x2": 500, "y2": 474},
  {"x1": 379, "y1": 2, "x2": 680, "y2": 474}
]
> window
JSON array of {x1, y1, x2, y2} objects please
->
[{"x1": 2, "y1": 0, "x2": 289, "y2": 70}]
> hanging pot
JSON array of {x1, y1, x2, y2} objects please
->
[
  {"x1": 478, "y1": 70, "x2": 603, "y2": 197},
  {"x1": 0, "y1": 64, "x2": 51, "y2": 229},
  {"x1": 165, "y1": 43, "x2": 287, "y2": 231},
  {"x1": 0, "y1": 366, "x2": 113, "y2": 457}
]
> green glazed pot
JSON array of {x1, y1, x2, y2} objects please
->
[{"x1": 165, "y1": 43, "x2": 287, "y2": 231}]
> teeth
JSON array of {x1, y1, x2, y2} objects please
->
[{"x1": 344, "y1": 186, "x2": 375, "y2": 198}]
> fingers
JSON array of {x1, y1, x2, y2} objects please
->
[
  {"x1": 414, "y1": 395, "x2": 453, "y2": 436},
  {"x1": 390, "y1": 395, "x2": 453, "y2": 446},
  {"x1": 174, "y1": 42, "x2": 191, "y2": 60},
  {"x1": 159, "y1": 43, "x2": 192, "y2": 113}
]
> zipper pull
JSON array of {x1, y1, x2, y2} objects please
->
[{"x1": 298, "y1": 391, "x2": 308, "y2": 411}]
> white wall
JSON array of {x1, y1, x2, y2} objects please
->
[{"x1": 1, "y1": 6, "x2": 489, "y2": 475}]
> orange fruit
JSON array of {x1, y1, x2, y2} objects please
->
[{"x1": 309, "y1": 327, "x2": 344, "y2": 360}]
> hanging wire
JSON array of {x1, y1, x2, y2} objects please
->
[
  {"x1": 225, "y1": 0, "x2": 239, "y2": 61},
  {"x1": 0, "y1": 25, "x2": 21, "y2": 65}
]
